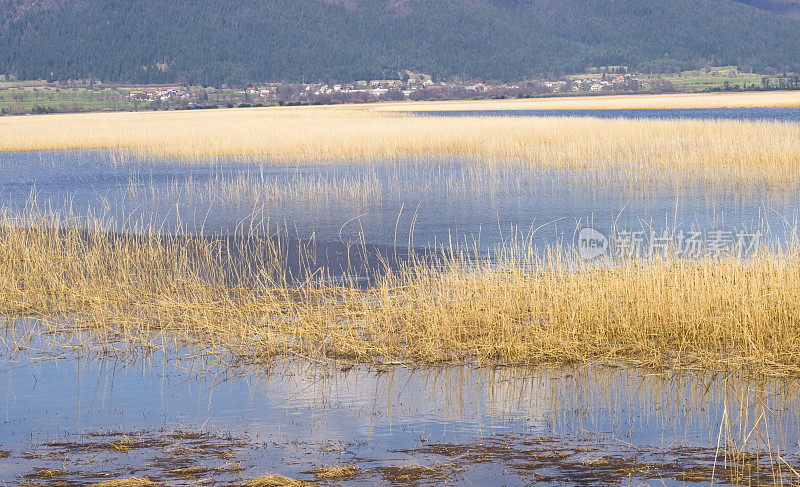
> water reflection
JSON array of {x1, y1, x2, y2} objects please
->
[
  {"x1": 2, "y1": 149, "x2": 800, "y2": 484},
  {"x1": 1, "y1": 150, "x2": 798, "y2": 256},
  {"x1": 1, "y1": 342, "x2": 799, "y2": 485}
]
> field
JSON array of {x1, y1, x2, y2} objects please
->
[
  {"x1": 0, "y1": 81, "x2": 146, "y2": 114},
  {"x1": 0, "y1": 79, "x2": 261, "y2": 115},
  {"x1": 637, "y1": 66, "x2": 794, "y2": 92},
  {"x1": 3, "y1": 92, "x2": 800, "y2": 485}
]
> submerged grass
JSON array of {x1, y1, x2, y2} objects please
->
[
  {"x1": 2, "y1": 204, "x2": 800, "y2": 375},
  {"x1": 1, "y1": 102, "x2": 800, "y2": 187},
  {"x1": 86, "y1": 479, "x2": 160, "y2": 487},
  {"x1": 137, "y1": 169, "x2": 385, "y2": 208},
  {"x1": 240, "y1": 475, "x2": 312, "y2": 487},
  {"x1": 303, "y1": 465, "x2": 361, "y2": 479}
]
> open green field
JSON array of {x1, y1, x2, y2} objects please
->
[
  {"x1": 639, "y1": 66, "x2": 799, "y2": 91},
  {"x1": 0, "y1": 80, "x2": 143, "y2": 114},
  {"x1": 0, "y1": 80, "x2": 263, "y2": 115}
]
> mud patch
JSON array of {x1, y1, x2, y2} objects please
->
[
  {"x1": 13, "y1": 429, "x2": 252, "y2": 486},
  {"x1": 392, "y1": 435, "x2": 792, "y2": 485}
]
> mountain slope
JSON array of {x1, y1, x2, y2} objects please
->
[
  {"x1": 734, "y1": 0, "x2": 800, "y2": 18},
  {"x1": 1, "y1": 0, "x2": 799, "y2": 84}
]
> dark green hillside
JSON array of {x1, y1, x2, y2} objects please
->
[
  {"x1": 1, "y1": 0, "x2": 799, "y2": 84},
  {"x1": 734, "y1": 0, "x2": 800, "y2": 18}
]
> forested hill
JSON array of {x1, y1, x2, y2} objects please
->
[
  {"x1": 2, "y1": 0, "x2": 800, "y2": 85},
  {"x1": 734, "y1": 0, "x2": 800, "y2": 18}
]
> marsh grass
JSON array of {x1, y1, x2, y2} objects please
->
[
  {"x1": 240, "y1": 475, "x2": 311, "y2": 487},
  {"x1": 374, "y1": 91, "x2": 800, "y2": 111},
  {"x1": 375, "y1": 462, "x2": 464, "y2": 483},
  {"x1": 2, "y1": 106, "x2": 800, "y2": 188},
  {"x1": 133, "y1": 170, "x2": 385, "y2": 208},
  {"x1": 303, "y1": 465, "x2": 360, "y2": 479},
  {"x1": 2, "y1": 203, "x2": 800, "y2": 376},
  {"x1": 87, "y1": 479, "x2": 160, "y2": 487},
  {"x1": 133, "y1": 158, "x2": 788, "y2": 209}
]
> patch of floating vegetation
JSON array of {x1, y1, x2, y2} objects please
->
[
  {"x1": 383, "y1": 433, "x2": 800, "y2": 485},
  {"x1": 24, "y1": 468, "x2": 69, "y2": 480},
  {"x1": 19, "y1": 479, "x2": 161, "y2": 487},
  {"x1": 18, "y1": 428, "x2": 792, "y2": 485},
  {"x1": 4, "y1": 429, "x2": 748, "y2": 486},
  {"x1": 240, "y1": 476, "x2": 312, "y2": 487},
  {"x1": 89, "y1": 480, "x2": 161, "y2": 487},
  {"x1": 374, "y1": 462, "x2": 466, "y2": 484},
  {"x1": 302, "y1": 464, "x2": 361, "y2": 480},
  {"x1": 392, "y1": 436, "x2": 693, "y2": 484},
  {"x1": 12, "y1": 430, "x2": 253, "y2": 486}
]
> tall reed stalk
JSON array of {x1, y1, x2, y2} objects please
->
[
  {"x1": 2, "y1": 106, "x2": 800, "y2": 187},
  {"x1": 2, "y1": 204, "x2": 800, "y2": 374}
]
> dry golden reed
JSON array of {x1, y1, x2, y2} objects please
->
[
  {"x1": 137, "y1": 170, "x2": 384, "y2": 208},
  {"x1": 240, "y1": 475, "x2": 311, "y2": 487},
  {"x1": 2, "y1": 205, "x2": 800, "y2": 376},
  {"x1": 1, "y1": 98, "x2": 800, "y2": 187},
  {"x1": 304, "y1": 465, "x2": 360, "y2": 480},
  {"x1": 87, "y1": 479, "x2": 160, "y2": 487},
  {"x1": 375, "y1": 90, "x2": 800, "y2": 111}
]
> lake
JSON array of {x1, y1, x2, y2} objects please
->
[
  {"x1": 2, "y1": 146, "x2": 800, "y2": 484},
  {"x1": 1, "y1": 149, "x2": 797, "y2": 274},
  {"x1": 1, "y1": 337, "x2": 798, "y2": 485}
]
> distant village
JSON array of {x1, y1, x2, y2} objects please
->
[
  {"x1": 128, "y1": 87, "x2": 201, "y2": 102},
  {"x1": 4, "y1": 66, "x2": 793, "y2": 116},
  {"x1": 127, "y1": 71, "x2": 652, "y2": 105}
]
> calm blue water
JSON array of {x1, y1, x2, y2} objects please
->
[
  {"x1": 1, "y1": 150, "x2": 798, "y2": 264},
  {"x1": 415, "y1": 107, "x2": 800, "y2": 122},
  {"x1": 1, "y1": 342, "x2": 797, "y2": 486},
  {"x1": 2, "y1": 148, "x2": 800, "y2": 484}
]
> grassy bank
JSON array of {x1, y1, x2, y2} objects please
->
[
  {"x1": 2, "y1": 206, "x2": 800, "y2": 375},
  {"x1": 0, "y1": 80, "x2": 267, "y2": 115},
  {"x1": 1, "y1": 104, "x2": 800, "y2": 187}
]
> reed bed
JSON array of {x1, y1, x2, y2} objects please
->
[
  {"x1": 127, "y1": 160, "x2": 576, "y2": 209},
  {"x1": 118, "y1": 156, "x2": 798, "y2": 210},
  {"x1": 145, "y1": 171, "x2": 385, "y2": 208},
  {"x1": 2, "y1": 106, "x2": 800, "y2": 187},
  {"x1": 375, "y1": 90, "x2": 800, "y2": 111},
  {"x1": 2, "y1": 205, "x2": 800, "y2": 376}
]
